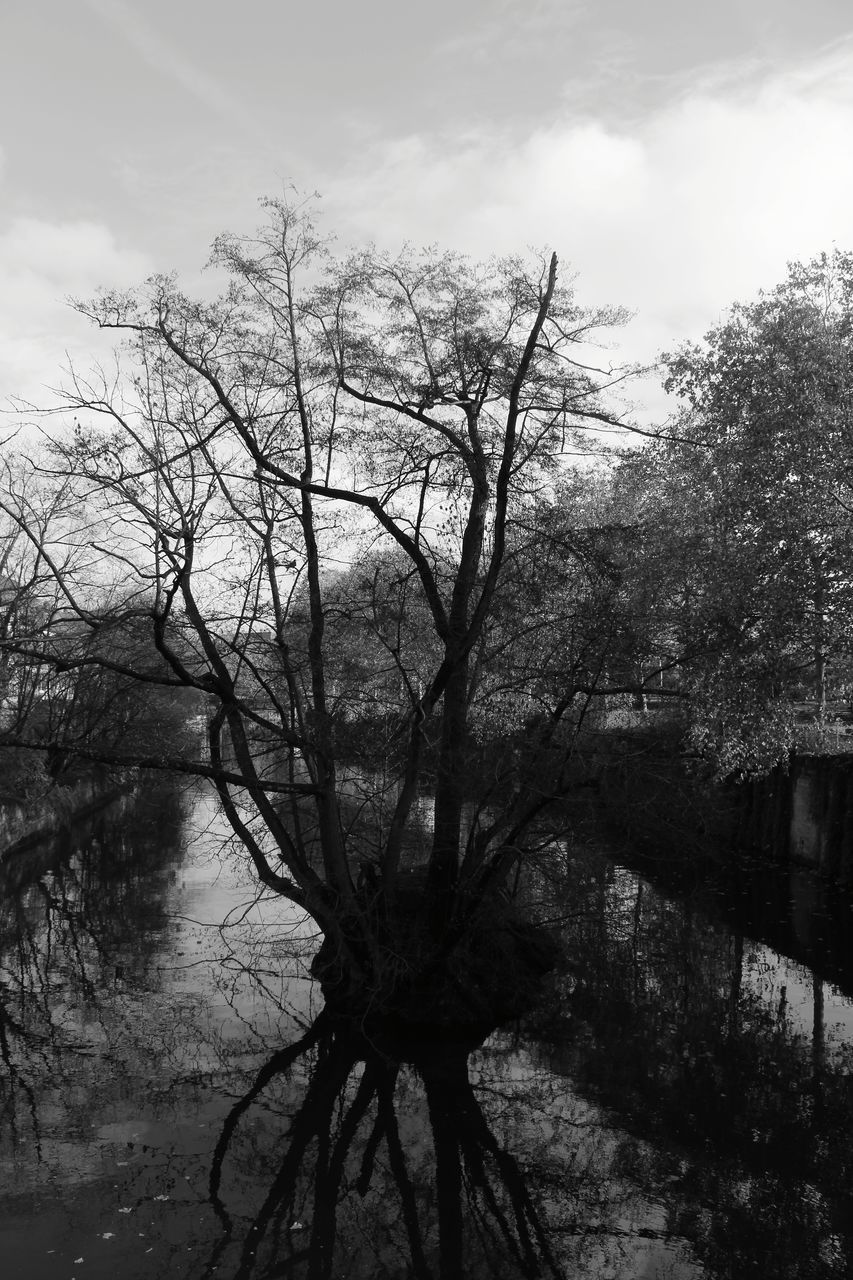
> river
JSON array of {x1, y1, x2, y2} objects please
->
[{"x1": 1, "y1": 779, "x2": 852, "y2": 1278}]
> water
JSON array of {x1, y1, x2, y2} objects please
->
[{"x1": 1, "y1": 781, "x2": 852, "y2": 1277}]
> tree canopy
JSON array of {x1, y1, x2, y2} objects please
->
[{"x1": 645, "y1": 249, "x2": 853, "y2": 773}]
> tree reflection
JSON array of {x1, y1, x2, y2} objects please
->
[
  {"x1": 8, "y1": 781, "x2": 853, "y2": 1278},
  {"x1": 0, "y1": 780, "x2": 193, "y2": 1163},
  {"x1": 205, "y1": 1017, "x2": 564, "y2": 1280}
]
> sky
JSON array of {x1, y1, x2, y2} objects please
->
[{"x1": 3, "y1": 0, "x2": 853, "y2": 420}]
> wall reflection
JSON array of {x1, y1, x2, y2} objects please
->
[{"x1": 527, "y1": 839, "x2": 853, "y2": 1279}]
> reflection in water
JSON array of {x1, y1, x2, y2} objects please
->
[
  {"x1": 2, "y1": 782, "x2": 853, "y2": 1276},
  {"x1": 527, "y1": 841, "x2": 853, "y2": 1279},
  {"x1": 202, "y1": 1009, "x2": 705, "y2": 1279},
  {"x1": 204, "y1": 1015, "x2": 568, "y2": 1280},
  {"x1": 0, "y1": 782, "x2": 317, "y2": 1278}
]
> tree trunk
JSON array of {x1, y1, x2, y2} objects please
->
[
  {"x1": 429, "y1": 656, "x2": 469, "y2": 925},
  {"x1": 813, "y1": 569, "x2": 827, "y2": 724}
]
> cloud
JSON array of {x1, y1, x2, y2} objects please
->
[
  {"x1": 81, "y1": 0, "x2": 260, "y2": 134},
  {"x1": 323, "y1": 41, "x2": 853, "y2": 416},
  {"x1": 435, "y1": 0, "x2": 586, "y2": 64},
  {"x1": 0, "y1": 217, "x2": 150, "y2": 407}
]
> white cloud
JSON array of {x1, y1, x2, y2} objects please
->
[
  {"x1": 323, "y1": 44, "x2": 853, "y2": 416},
  {"x1": 0, "y1": 217, "x2": 150, "y2": 408}
]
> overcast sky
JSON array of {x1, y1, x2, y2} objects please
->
[{"x1": 3, "y1": 0, "x2": 853, "y2": 417}]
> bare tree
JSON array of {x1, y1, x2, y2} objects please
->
[{"x1": 0, "y1": 199, "x2": 637, "y2": 1021}]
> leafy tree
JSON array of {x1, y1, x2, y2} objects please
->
[
  {"x1": 0, "y1": 199, "x2": 638, "y2": 1021},
  {"x1": 654, "y1": 249, "x2": 853, "y2": 774}
]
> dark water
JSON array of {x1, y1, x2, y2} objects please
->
[{"x1": 1, "y1": 783, "x2": 852, "y2": 1278}]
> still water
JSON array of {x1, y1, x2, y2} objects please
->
[{"x1": 1, "y1": 780, "x2": 852, "y2": 1278}]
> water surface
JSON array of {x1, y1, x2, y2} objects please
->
[{"x1": 1, "y1": 782, "x2": 852, "y2": 1278}]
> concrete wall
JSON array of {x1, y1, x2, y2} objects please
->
[{"x1": 740, "y1": 754, "x2": 853, "y2": 885}]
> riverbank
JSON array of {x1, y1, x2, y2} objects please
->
[{"x1": 0, "y1": 772, "x2": 134, "y2": 864}]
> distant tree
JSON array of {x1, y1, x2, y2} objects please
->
[
  {"x1": 0, "y1": 199, "x2": 639, "y2": 1022},
  {"x1": 462, "y1": 468, "x2": 682, "y2": 771},
  {"x1": 0, "y1": 461, "x2": 76, "y2": 797},
  {"x1": 0, "y1": 456, "x2": 201, "y2": 786}
]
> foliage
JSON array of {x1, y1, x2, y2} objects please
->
[{"x1": 647, "y1": 249, "x2": 853, "y2": 774}]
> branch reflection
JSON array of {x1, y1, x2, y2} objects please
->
[{"x1": 205, "y1": 1017, "x2": 564, "y2": 1280}]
